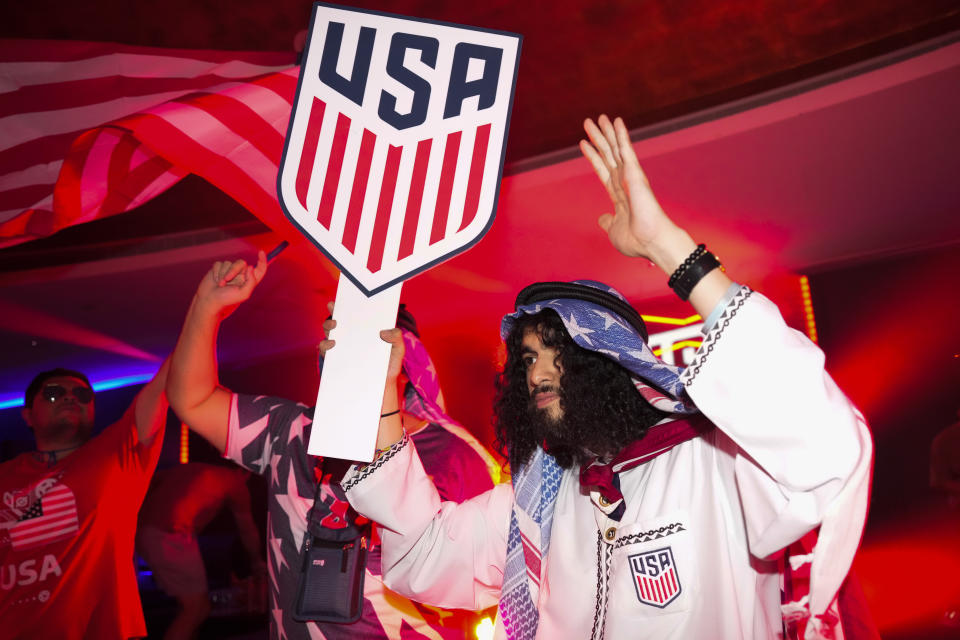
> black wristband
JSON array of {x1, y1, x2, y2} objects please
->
[
  {"x1": 671, "y1": 251, "x2": 722, "y2": 301},
  {"x1": 667, "y1": 244, "x2": 706, "y2": 288},
  {"x1": 380, "y1": 409, "x2": 400, "y2": 418}
]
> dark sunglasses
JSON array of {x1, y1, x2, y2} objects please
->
[{"x1": 41, "y1": 384, "x2": 94, "y2": 404}]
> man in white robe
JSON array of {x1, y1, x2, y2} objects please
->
[{"x1": 332, "y1": 115, "x2": 873, "y2": 639}]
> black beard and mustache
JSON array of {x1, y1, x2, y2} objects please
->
[{"x1": 527, "y1": 384, "x2": 598, "y2": 467}]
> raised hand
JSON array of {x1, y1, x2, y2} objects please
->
[
  {"x1": 194, "y1": 250, "x2": 268, "y2": 319},
  {"x1": 579, "y1": 115, "x2": 681, "y2": 264}
]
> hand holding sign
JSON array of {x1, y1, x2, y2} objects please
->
[
  {"x1": 278, "y1": 4, "x2": 521, "y2": 460},
  {"x1": 320, "y1": 305, "x2": 407, "y2": 452}
]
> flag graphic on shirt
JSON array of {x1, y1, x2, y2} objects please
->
[
  {"x1": 628, "y1": 547, "x2": 682, "y2": 608},
  {"x1": 0, "y1": 483, "x2": 79, "y2": 551}
]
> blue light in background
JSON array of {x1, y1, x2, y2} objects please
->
[{"x1": 0, "y1": 371, "x2": 157, "y2": 409}]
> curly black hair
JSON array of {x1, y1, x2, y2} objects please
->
[{"x1": 494, "y1": 310, "x2": 669, "y2": 470}]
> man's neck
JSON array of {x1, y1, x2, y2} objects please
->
[{"x1": 34, "y1": 439, "x2": 84, "y2": 462}]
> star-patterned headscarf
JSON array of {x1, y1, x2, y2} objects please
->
[{"x1": 502, "y1": 279, "x2": 695, "y2": 414}]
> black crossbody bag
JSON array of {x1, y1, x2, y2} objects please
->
[{"x1": 293, "y1": 478, "x2": 370, "y2": 623}]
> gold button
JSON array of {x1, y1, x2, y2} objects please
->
[
  {"x1": 598, "y1": 495, "x2": 611, "y2": 507},
  {"x1": 604, "y1": 527, "x2": 617, "y2": 541}
]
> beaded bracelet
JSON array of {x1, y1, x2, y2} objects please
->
[
  {"x1": 670, "y1": 249, "x2": 723, "y2": 301},
  {"x1": 667, "y1": 244, "x2": 707, "y2": 288}
]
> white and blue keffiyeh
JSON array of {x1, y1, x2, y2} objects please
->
[{"x1": 497, "y1": 280, "x2": 697, "y2": 639}]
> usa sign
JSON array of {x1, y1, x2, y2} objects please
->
[
  {"x1": 278, "y1": 3, "x2": 522, "y2": 296},
  {"x1": 629, "y1": 547, "x2": 682, "y2": 608}
]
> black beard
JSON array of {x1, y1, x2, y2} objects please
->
[{"x1": 527, "y1": 391, "x2": 593, "y2": 468}]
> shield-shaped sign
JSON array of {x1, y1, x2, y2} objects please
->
[
  {"x1": 629, "y1": 547, "x2": 682, "y2": 608},
  {"x1": 278, "y1": 2, "x2": 521, "y2": 296},
  {"x1": 277, "y1": 3, "x2": 521, "y2": 461}
]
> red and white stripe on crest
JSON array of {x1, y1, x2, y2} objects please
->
[
  {"x1": 292, "y1": 97, "x2": 493, "y2": 275},
  {"x1": 0, "y1": 39, "x2": 295, "y2": 248},
  {"x1": 636, "y1": 566, "x2": 680, "y2": 606}
]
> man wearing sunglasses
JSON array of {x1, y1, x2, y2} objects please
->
[
  {"x1": 20, "y1": 371, "x2": 96, "y2": 460},
  {"x1": 1, "y1": 362, "x2": 169, "y2": 639}
]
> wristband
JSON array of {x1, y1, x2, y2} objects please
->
[
  {"x1": 670, "y1": 250, "x2": 723, "y2": 301},
  {"x1": 380, "y1": 409, "x2": 400, "y2": 418},
  {"x1": 667, "y1": 244, "x2": 706, "y2": 288}
]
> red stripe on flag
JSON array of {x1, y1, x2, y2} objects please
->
[
  {"x1": 53, "y1": 128, "x2": 101, "y2": 218},
  {"x1": 317, "y1": 113, "x2": 351, "y2": 229},
  {"x1": 101, "y1": 154, "x2": 174, "y2": 217},
  {"x1": 638, "y1": 576, "x2": 647, "y2": 600},
  {"x1": 0, "y1": 39, "x2": 296, "y2": 65},
  {"x1": 251, "y1": 72, "x2": 298, "y2": 101},
  {"x1": 459, "y1": 123, "x2": 491, "y2": 231},
  {"x1": 105, "y1": 134, "x2": 138, "y2": 201},
  {"x1": 0, "y1": 184, "x2": 54, "y2": 212},
  {"x1": 0, "y1": 131, "x2": 81, "y2": 177},
  {"x1": 341, "y1": 128, "x2": 377, "y2": 254},
  {"x1": 113, "y1": 112, "x2": 283, "y2": 225},
  {"x1": 655, "y1": 576, "x2": 665, "y2": 603},
  {"x1": 398, "y1": 139, "x2": 432, "y2": 260},
  {"x1": 668, "y1": 567, "x2": 678, "y2": 594},
  {"x1": 173, "y1": 92, "x2": 286, "y2": 168},
  {"x1": 367, "y1": 145, "x2": 402, "y2": 273},
  {"x1": 430, "y1": 131, "x2": 461, "y2": 245},
  {"x1": 0, "y1": 74, "x2": 272, "y2": 120},
  {"x1": 295, "y1": 98, "x2": 327, "y2": 212}
]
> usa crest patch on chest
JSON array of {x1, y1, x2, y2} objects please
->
[{"x1": 628, "y1": 546, "x2": 681, "y2": 608}]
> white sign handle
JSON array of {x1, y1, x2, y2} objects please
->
[{"x1": 307, "y1": 274, "x2": 402, "y2": 461}]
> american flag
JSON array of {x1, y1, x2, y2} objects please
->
[
  {"x1": 0, "y1": 484, "x2": 78, "y2": 551},
  {"x1": 0, "y1": 38, "x2": 297, "y2": 248}
]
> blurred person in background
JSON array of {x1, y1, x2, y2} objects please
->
[{"x1": 137, "y1": 461, "x2": 266, "y2": 639}]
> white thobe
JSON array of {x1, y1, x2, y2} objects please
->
[{"x1": 344, "y1": 290, "x2": 872, "y2": 639}]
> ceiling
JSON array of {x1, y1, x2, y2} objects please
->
[{"x1": 1, "y1": 1, "x2": 959, "y2": 422}]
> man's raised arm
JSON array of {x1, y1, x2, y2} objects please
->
[
  {"x1": 134, "y1": 358, "x2": 171, "y2": 447},
  {"x1": 167, "y1": 251, "x2": 267, "y2": 452},
  {"x1": 580, "y1": 115, "x2": 733, "y2": 317}
]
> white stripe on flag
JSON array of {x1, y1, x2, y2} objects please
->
[
  {"x1": 1, "y1": 54, "x2": 291, "y2": 93},
  {"x1": 149, "y1": 102, "x2": 279, "y2": 196},
  {"x1": 0, "y1": 160, "x2": 63, "y2": 192}
]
